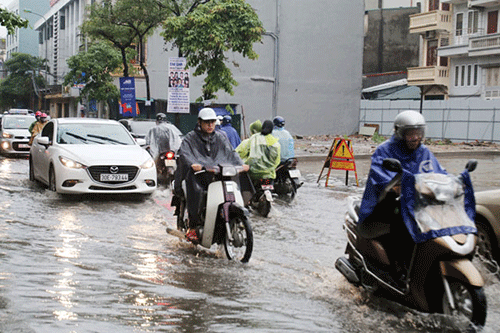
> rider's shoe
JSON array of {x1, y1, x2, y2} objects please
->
[{"x1": 186, "y1": 228, "x2": 199, "y2": 243}]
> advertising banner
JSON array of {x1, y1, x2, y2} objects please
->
[
  {"x1": 119, "y1": 77, "x2": 137, "y2": 117},
  {"x1": 167, "y1": 57, "x2": 190, "y2": 113}
]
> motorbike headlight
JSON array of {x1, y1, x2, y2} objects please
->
[
  {"x1": 59, "y1": 156, "x2": 86, "y2": 169},
  {"x1": 2, "y1": 132, "x2": 13, "y2": 139},
  {"x1": 141, "y1": 158, "x2": 155, "y2": 169}
]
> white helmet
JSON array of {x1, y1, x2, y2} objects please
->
[
  {"x1": 394, "y1": 110, "x2": 426, "y2": 139},
  {"x1": 198, "y1": 107, "x2": 217, "y2": 121}
]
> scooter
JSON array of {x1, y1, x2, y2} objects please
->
[
  {"x1": 335, "y1": 158, "x2": 487, "y2": 329},
  {"x1": 249, "y1": 178, "x2": 274, "y2": 217},
  {"x1": 156, "y1": 150, "x2": 176, "y2": 187},
  {"x1": 167, "y1": 164, "x2": 253, "y2": 263},
  {"x1": 274, "y1": 157, "x2": 303, "y2": 201}
]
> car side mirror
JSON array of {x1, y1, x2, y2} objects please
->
[
  {"x1": 36, "y1": 136, "x2": 50, "y2": 146},
  {"x1": 382, "y1": 158, "x2": 402, "y2": 173},
  {"x1": 135, "y1": 138, "x2": 146, "y2": 147},
  {"x1": 465, "y1": 159, "x2": 477, "y2": 173}
]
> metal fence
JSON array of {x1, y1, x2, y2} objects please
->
[{"x1": 360, "y1": 99, "x2": 500, "y2": 142}]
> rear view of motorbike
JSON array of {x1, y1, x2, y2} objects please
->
[
  {"x1": 335, "y1": 159, "x2": 487, "y2": 330},
  {"x1": 249, "y1": 178, "x2": 274, "y2": 217},
  {"x1": 274, "y1": 158, "x2": 302, "y2": 201},
  {"x1": 156, "y1": 150, "x2": 176, "y2": 187}
]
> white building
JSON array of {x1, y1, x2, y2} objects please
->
[
  {"x1": 34, "y1": 0, "x2": 364, "y2": 135},
  {"x1": 5, "y1": 0, "x2": 50, "y2": 60},
  {"x1": 439, "y1": 0, "x2": 500, "y2": 99}
]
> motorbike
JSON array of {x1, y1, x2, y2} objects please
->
[
  {"x1": 249, "y1": 178, "x2": 274, "y2": 217},
  {"x1": 167, "y1": 164, "x2": 253, "y2": 263},
  {"x1": 335, "y1": 158, "x2": 487, "y2": 329},
  {"x1": 156, "y1": 150, "x2": 177, "y2": 186},
  {"x1": 274, "y1": 157, "x2": 303, "y2": 201}
]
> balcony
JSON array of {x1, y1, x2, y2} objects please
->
[
  {"x1": 409, "y1": 11, "x2": 453, "y2": 34},
  {"x1": 407, "y1": 66, "x2": 450, "y2": 87},
  {"x1": 468, "y1": 0, "x2": 500, "y2": 8},
  {"x1": 469, "y1": 32, "x2": 500, "y2": 56}
]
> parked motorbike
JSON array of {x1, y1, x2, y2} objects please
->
[
  {"x1": 156, "y1": 150, "x2": 176, "y2": 186},
  {"x1": 167, "y1": 164, "x2": 253, "y2": 263},
  {"x1": 335, "y1": 158, "x2": 487, "y2": 329},
  {"x1": 249, "y1": 178, "x2": 274, "y2": 217},
  {"x1": 274, "y1": 157, "x2": 303, "y2": 201}
]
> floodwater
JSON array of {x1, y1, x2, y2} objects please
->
[{"x1": 0, "y1": 155, "x2": 500, "y2": 332}]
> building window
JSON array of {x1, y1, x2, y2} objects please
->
[
  {"x1": 486, "y1": 67, "x2": 500, "y2": 87},
  {"x1": 468, "y1": 10, "x2": 479, "y2": 34},
  {"x1": 456, "y1": 13, "x2": 463, "y2": 36},
  {"x1": 39, "y1": 31, "x2": 43, "y2": 44},
  {"x1": 60, "y1": 15, "x2": 65, "y2": 30},
  {"x1": 455, "y1": 66, "x2": 459, "y2": 86},
  {"x1": 461, "y1": 65, "x2": 465, "y2": 86},
  {"x1": 467, "y1": 65, "x2": 472, "y2": 86},
  {"x1": 474, "y1": 65, "x2": 478, "y2": 86}
]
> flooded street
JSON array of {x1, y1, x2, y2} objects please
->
[{"x1": 1, "y1": 154, "x2": 500, "y2": 332}]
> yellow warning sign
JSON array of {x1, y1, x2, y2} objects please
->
[
  {"x1": 333, "y1": 139, "x2": 354, "y2": 159},
  {"x1": 330, "y1": 160, "x2": 356, "y2": 171}
]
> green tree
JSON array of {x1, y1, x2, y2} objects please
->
[
  {"x1": 63, "y1": 42, "x2": 122, "y2": 103},
  {"x1": 162, "y1": 0, "x2": 263, "y2": 101},
  {"x1": 0, "y1": 53, "x2": 45, "y2": 109},
  {"x1": 81, "y1": 0, "x2": 138, "y2": 78},
  {"x1": 0, "y1": 8, "x2": 28, "y2": 34}
]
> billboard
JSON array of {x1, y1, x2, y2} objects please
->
[{"x1": 167, "y1": 57, "x2": 190, "y2": 113}]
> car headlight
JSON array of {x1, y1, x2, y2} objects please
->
[
  {"x1": 2, "y1": 132, "x2": 13, "y2": 139},
  {"x1": 141, "y1": 158, "x2": 155, "y2": 169},
  {"x1": 59, "y1": 156, "x2": 86, "y2": 169}
]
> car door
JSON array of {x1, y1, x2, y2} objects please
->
[{"x1": 32, "y1": 121, "x2": 55, "y2": 184}]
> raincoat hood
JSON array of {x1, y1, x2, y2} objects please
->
[{"x1": 236, "y1": 133, "x2": 280, "y2": 180}]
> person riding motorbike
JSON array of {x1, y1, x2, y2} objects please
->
[
  {"x1": 173, "y1": 107, "x2": 248, "y2": 243},
  {"x1": 220, "y1": 115, "x2": 241, "y2": 149},
  {"x1": 145, "y1": 112, "x2": 183, "y2": 159},
  {"x1": 236, "y1": 120, "x2": 281, "y2": 188},
  {"x1": 29, "y1": 113, "x2": 48, "y2": 145},
  {"x1": 357, "y1": 110, "x2": 447, "y2": 277},
  {"x1": 272, "y1": 116, "x2": 295, "y2": 162}
]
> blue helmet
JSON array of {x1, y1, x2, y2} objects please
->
[
  {"x1": 273, "y1": 116, "x2": 285, "y2": 128},
  {"x1": 222, "y1": 115, "x2": 232, "y2": 125}
]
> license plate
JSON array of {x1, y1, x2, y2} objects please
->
[
  {"x1": 289, "y1": 169, "x2": 301, "y2": 178},
  {"x1": 18, "y1": 143, "x2": 30, "y2": 149},
  {"x1": 100, "y1": 173, "x2": 128, "y2": 181},
  {"x1": 164, "y1": 159, "x2": 176, "y2": 167},
  {"x1": 261, "y1": 184, "x2": 274, "y2": 190}
]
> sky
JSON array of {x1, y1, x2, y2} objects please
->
[{"x1": 0, "y1": 0, "x2": 423, "y2": 38}]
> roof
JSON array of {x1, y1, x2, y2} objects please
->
[{"x1": 362, "y1": 78, "x2": 408, "y2": 93}]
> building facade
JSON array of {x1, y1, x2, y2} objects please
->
[
  {"x1": 6, "y1": 0, "x2": 50, "y2": 60},
  {"x1": 35, "y1": 0, "x2": 364, "y2": 136},
  {"x1": 439, "y1": 0, "x2": 500, "y2": 100}
]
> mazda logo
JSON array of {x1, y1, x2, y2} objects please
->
[{"x1": 110, "y1": 166, "x2": 119, "y2": 174}]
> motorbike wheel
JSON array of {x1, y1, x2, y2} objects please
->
[
  {"x1": 257, "y1": 194, "x2": 271, "y2": 217},
  {"x1": 224, "y1": 214, "x2": 253, "y2": 263},
  {"x1": 441, "y1": 278, "x2": 487, "y2": 328}
]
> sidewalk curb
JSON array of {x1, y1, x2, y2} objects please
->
[{"x1": 296, "y1": 150, "x2": 500, "y2": 163}]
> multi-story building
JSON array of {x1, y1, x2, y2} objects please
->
[
  {"x1": 439, "y1": 0, "x2": 500, "y2": 100},
  {"x1": 33, "y1": 0, "x2": 364, "y2": 135},
  {"x1": 5, "y1": 0, "x2": 50, "y2": 60},
  {"x1": 408, "y1": 0, "x2": 453, "y2": 99}
]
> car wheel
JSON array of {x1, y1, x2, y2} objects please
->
[
  {"x1": 49, "y1": 166, "x2": 57, "y2": 192},
  {"x1": 475, "y1": 218, "x2": 499, "y2": 273}
]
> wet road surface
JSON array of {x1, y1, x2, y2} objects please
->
[{"x1": 0, "y1": 154, "x2": 499, "y2": 332}]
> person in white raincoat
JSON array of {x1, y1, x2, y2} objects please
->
[{"x1": 145, "y1": 113, "x2": 183, "y2": 159}]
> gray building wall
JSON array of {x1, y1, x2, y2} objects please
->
[
  {"x1": 6, "y1": 0, "x2": 50, "y2": 59},
  {"x1": 148, "y1": 0, "x2": 364, "y2": 136},
  {"x1": 363, "y1": 7, "x2": 420, "y2": 75}
]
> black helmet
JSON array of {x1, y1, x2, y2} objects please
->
[
  {"x1": 261, "y1": 120, "x2": 274, "y2": 135},
  {"x1": 156, "y1": 113, "x2": 167, "y2": 122},
  {"x1": 222, "y1": 115, "x2": 232, "y2": 125},
  {"x1": 273, "y1": 116, "x2": 285, "y2": 128}
]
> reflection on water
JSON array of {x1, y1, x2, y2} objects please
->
[{"x1": 0, "y1": 158, "x2": 500, "y2": 332}]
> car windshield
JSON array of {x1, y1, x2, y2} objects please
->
[
  {"x1": 56, "y1": 123, "x2": 136, "y2": 145},
  {"x1": 3, "y1": 116, "x2": 35, "y2": 129}
]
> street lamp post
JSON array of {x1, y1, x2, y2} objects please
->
[{"x1": 23, "y1": 9, "x2": 48, "y2": 111}]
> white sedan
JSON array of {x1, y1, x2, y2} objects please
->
[{"x1": 29, "y1": 118, "x2": 157, "y2": 195}]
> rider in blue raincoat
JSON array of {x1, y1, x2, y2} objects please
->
[{"x1": 220, "y1": 115, "x2": 241, "y2": 149}]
